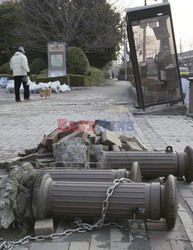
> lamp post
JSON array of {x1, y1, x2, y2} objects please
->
[{"x1": 124, "y1": 23, "x2": 127, "y2": 80}]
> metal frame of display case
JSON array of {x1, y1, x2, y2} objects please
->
[{"x1": 126, "y1": 3, "x2": 184, "y2": 111}]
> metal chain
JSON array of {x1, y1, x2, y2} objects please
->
[{"x1": 0, "y1": 178, "x2": 135, "y2": 250}]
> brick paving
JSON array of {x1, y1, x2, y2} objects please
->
[{"x1": 0, "y1": 79, "x2": 193, "y2": 249}]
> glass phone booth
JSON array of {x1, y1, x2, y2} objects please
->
[{"x1": 126, "y1": 3, "x2": 183, "y2": 110}]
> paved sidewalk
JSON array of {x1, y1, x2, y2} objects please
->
[{"x1": 0, "y1": 79, "x2": 193, "y2": 249}]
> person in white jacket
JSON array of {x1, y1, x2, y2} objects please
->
[{"x1": 10, "y1": 46, "x2": 30, "y2": 102}]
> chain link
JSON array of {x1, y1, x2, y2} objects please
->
[{"x1": 0, "y1": 178, "x2": 135, "y2": 250}]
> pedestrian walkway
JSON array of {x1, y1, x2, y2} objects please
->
[{"x1": 0, "y1": 79, "x2": 193, "y2": 249}]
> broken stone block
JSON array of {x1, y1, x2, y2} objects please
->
[
  {"x1": 94, "y1": 124, "x2": 106, "y2": 136},
  {"x1": 37, "y1": 137, "x2": 48, "y2": 150},
  {"x1": 20, "y1": 154, "x2": 38, "y2": 162},
  {"x1": 130, "y1": 136, "x2": 148, "y2": 151},
  {"x1": 53, "y1": 137, "x2": 89, "y2": 167},
  {"x1": 36, "y1": 153, "x2": 54, "y2": 159},
  {"x1": 90, "y1": 144, "x2": 105, "y2": 167},
  {"x1": 47, "y1": 130, "x2": 60, "y2": 152},
  {"x1": 111, "y1": 145, "x2": 121, "y2": 151},
  {"x1": 122, "y1": 142, "x2": 126, "y2": 149},
  {"x1": 34, "y1": 218, "x2": 54, "y2": 236},
  {"x1": 119, "y1": 135, "x2": 130, "y2": 143},
  {"x1": 102, "y1": 130, "x2": 122, "y2": 148},
  {"x1": 119, "y1": 135, "x2": 148, "y2": 151},
  {"x1": 37, "y1": 148, "x2": 49, "y2": 154},
  {"x1": 57, "y1": 127, "x2": 78, "y2": 139},
  {"x1": 125, "y1": 141, "x2": 143, "y2": 151},
  {"x1": 94, "y1": 136, "x2": 102, "y2": 144},
  {"x1": 58, "y1": 130, "x2": 88, "y2": 143},
  {"x1": 88, "y1": 131, "x2": 97, "y2": 143}
]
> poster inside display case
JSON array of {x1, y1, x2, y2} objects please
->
[{"x1": 126, "y1": 3, "x2": 183, "y2": 110}]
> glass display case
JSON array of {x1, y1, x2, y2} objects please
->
[
  {"x1": 126, "y1": 3, "x2": 183, "y2": 110},
  {"x1": 48, "y1": 42, "x2": 66, "y2": 77}
]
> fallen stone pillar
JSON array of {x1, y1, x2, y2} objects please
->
[
  {"x1": 32, "y1": 174, "x2": 177, "y2": 230},
  {"x1": 36, "y1": 163, "x2": 141, "y2": 182},
  {"x1": 103, "y1": 146, "x2": 193, "y2": 183}
]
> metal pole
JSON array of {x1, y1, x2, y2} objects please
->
[
  {"x1": 102, "y1": 146, "x2": 193, "y2": 183},
  {"x1": 143, "y1": 0, "x2": 147, "y2": 61},
  {"x1": 124, "y1": 23, "x2": 127, "y2": 80},
  {"x1": 187, "y1": 77, "x2": 193, "y2": 117},
  {"x1": 32, "y1": 174, "x2": 177, "y2": 230}
]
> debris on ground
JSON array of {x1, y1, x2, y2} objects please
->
[
  {"x1": 0, "y1": 77, "x2": 71, "y2": 94},
  {"x1": 0, "y1": 162, "x2": 36, "y2": 231},
  {"x1": 0, "y1": 120, "x2": 147, "y2": 171},
  {"x1": 0, "y1": 120, "x2": 148, "y2": 232}
]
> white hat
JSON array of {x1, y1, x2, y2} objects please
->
[{"x1": 18, "y1": 46, "x2": 25, "y2": 54}]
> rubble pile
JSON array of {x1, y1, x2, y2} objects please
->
[
  {"x1": 0, "y1": 120, "x2": 148, "y2": 230},
  {"x1": 0, "y1": 120, "x2": 187, "y2": 235},
  {"x1": 0, "y1": 120, "x2": 147, "y2": 170}
]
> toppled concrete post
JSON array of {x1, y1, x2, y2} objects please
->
[
  {"x1": 36, "y1": 163, "x2": 141, "y2": 182},
  {"x1": 103, "y1": 145, "x2": 193, "y2": 183},
  {"x1": 33, "y1": 174, "x2": 177, "y2": 230},
  {"x1": 0, "y1": 162, "x2": 36, "y2": 230}
]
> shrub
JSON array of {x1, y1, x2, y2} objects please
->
[
  {"x1": 103, "y1": 71, "x2": 111, "y2": 79},
  {"x1": 0, "y1": 62, "x2": 12, "y2": 74},
  {"x1": 69, "y1": 67, "x2": 104, "y2": 86},
  {"x1": 37, "y1": 69, "x2": 48, "y2": 78},
  {"x1": 0, "y1": 74, "x2": 13, "y2": 79},
  {"x1": 67, "y1": 47, "x2": 90, "y2": 75},
  {"x1": 68, "y1": 74, "x2": 90, "y2": 87},
  {"x1": 89, "y1": 67, "x2": 104, "y2": 86},
  {"x1": 30, "y1": 58, "x2": 47, "y2": 74}
]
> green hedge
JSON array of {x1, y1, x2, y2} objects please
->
[
  {"x1": 69, "y1": 67, "x2": 104, "y2": 86},
  {"x1": 68, "y1": 74, "x2": 90, "y2": 87},
  {"x1": 89, "y1": 67, "x2": 105, "y2": 86},
  {"x1": 37, "y1": 69, "x2": 48, "y2": 78},
  {"x1": 0, "y1": 74, "x2": 13, "y2": 79}
]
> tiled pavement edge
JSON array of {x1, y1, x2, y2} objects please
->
[{"x1": 0, "y1": 79, "x2": 193, "y2": 249}]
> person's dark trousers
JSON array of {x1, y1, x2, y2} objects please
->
[
  {"x1": 23, "y1": 82, "x2": 30, "y2": 99},
  {"x1": 14, "y1": 76, "x2": 22, "y2": 101},
  {"x1": 14, "y1": 76, "x2": 30, "y2": 101}
]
